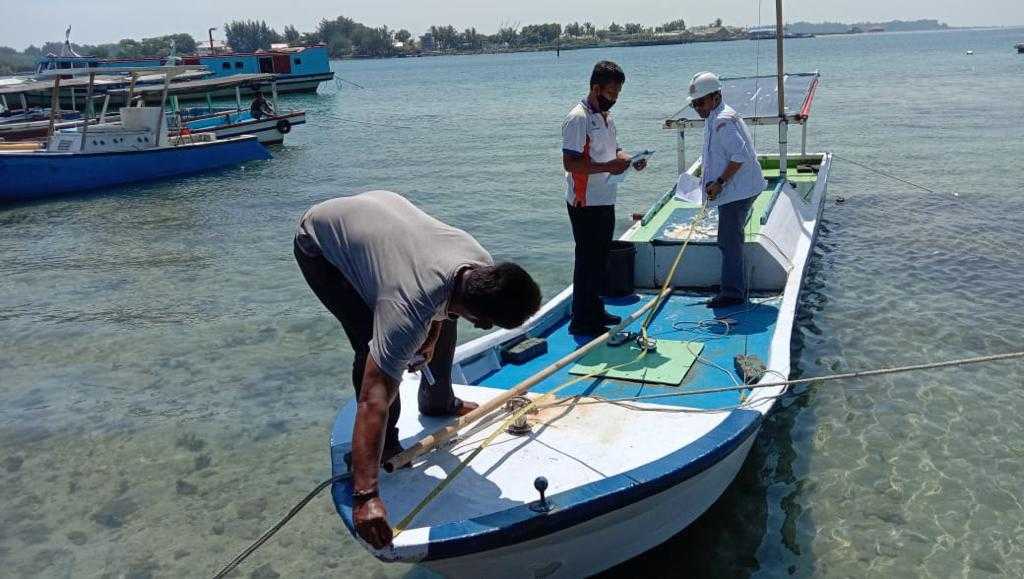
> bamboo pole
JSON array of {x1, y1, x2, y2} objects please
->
[
  {"x1": 78, "y1": 73, "x2": 95, "y2": 152},
  {"x1": 46, "y1": 76, "x2": 62, "y2": 139},
  {"x1": 385, "y1": 205, "x2": 706, "y2": 472},
  {"x1": 384, "y1": 289, "x2": 665, "y2": 472}
]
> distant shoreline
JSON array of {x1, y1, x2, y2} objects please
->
[{"x1": 335, "y1": 25, "x2": 999, "y2": 61}]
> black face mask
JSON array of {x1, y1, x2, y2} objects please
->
[{"x1": 596, "y1": 94, "x2": 616, "y2": 112}]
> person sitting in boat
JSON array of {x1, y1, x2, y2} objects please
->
[
  {"x1": 561, "y1": 60, "x2": 647, "y2": 336},
  {"x1": 250, "y1": 91, "x2": 274, "y2": 120},
  {"x1": 688, "y1": 71, "x2": 768, "y2": 308},
  {"x1": 293, "y1": 190, "x2": 542, "y2": 549}
]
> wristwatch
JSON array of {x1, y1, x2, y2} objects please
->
[
  {"x1": 352, "y1": 487, "x2": 379, "y2": 502},
  {"x1": 715, "y1": 176, "x2": 725, "y2": 186}
]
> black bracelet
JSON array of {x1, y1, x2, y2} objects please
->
[
  {"x1": 352, "y1": 487, "x2": 379, "y2": 502},
  {"x1": 715, "y1": 177, "x2": 725, "y2": 186}
]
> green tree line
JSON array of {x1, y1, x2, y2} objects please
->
[{"x1": 0, "y1": 15, "x2": 732, "y2": 74}]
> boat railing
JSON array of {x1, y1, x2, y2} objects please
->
[{"x1": 662, "y1": 72, "x2": 820, "y2": 174}]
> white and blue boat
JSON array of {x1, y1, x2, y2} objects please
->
[
  {"x1": 328, "y1": 9, "x2": 831, "y2": 578},
  {"x1": 123, "y1": 74, "x2": 307, "y2": 144},
  {"x1": 0, "y1": 66, "x2": 271, "y2": 204}
]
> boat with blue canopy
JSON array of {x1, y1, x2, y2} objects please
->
[
  {"x1": 0, "y1": 66, "x2": 270, "y2": 204},
  {"x1": 327, "y1": 2, "x2": 831, "y2": 574}
]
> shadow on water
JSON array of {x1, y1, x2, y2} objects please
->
[{"x1": 597, "y1": 215, "x2": 841, "y2": 578}]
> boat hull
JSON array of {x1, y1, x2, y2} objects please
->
[
  {"x1": 422, "y1": 432, "x2": 757, "y2": 578},
  {"x1": 0, "y1": 136, "x2": 270, "y2": 203},
  {"x1": 185, "y1": 112, "x2": 305, "y2": 144}
]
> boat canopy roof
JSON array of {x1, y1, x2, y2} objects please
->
[
  {"x1": 35, "y1": 65, "x2": 207, "y2": 79},
  {"x1": 106, "y1": 73, "x2": 277, "y2": 96},
  {"x1": 0, "y1": 77, "x2": 109, "y2": 95},
  {"x1": 665, "y1": 72, "x2": 819, "y2": 129}
]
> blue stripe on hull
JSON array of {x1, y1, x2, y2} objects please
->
[{"x1": 0, "y1": 138, "x2": 270, "y2": 203}]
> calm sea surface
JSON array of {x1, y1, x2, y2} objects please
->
[{"x1": 2, "y1": 27, "x2": 1024, "y2": 578}]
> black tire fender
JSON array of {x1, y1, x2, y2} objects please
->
[{"x1": 276, "y1": 118, "x2": 291, "y2": 134}]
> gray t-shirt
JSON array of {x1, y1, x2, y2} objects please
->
[{"x1": 295, "y1": 190, "x2": 492, "y2": 380}]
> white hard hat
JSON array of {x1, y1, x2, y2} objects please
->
[{"x1": 687, "y1": 71, "x2": 722, "y2": 105}]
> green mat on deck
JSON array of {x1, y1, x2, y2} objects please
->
[{"x1": 569, "y1": 339, "x2": 704, "y2": 386}]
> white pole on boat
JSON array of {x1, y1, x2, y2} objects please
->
[
  {"x1": 99, "y1": 93, "x2": 110, "y2": 123},
  {"x1": 47, "y1": 76, "x2": 62, "y2": 139},
  {"x1": 801, "y1": 118, "x2": 807, "y2": 155},
  {"x1": 676, "y1": 129, "x2": 686, "y2": 174},
  {"x1": 775, "y1": 0, "x2": 788, "y2": 181},
  {"x1": 20, "y1": 93, "x2": 28, "y2": 112},
  {"x1": 78, "y1": 73, "x2": 95, "y2": 152},
  {"x1": 127, "y1": 74, "x2": 137, "y2": 107},
  {"x1": 70, "y1": 86, "x2": 76, "y2": 112},
  {"x1": 154, "y1": 72, "x2": 170, "y2": 147},
  {"x1": 235, "y1": 86, "x2": 242, "y2": 111},
  {"x1": 271, "y1": 80, "x2": 279, "y2": 113},
  {"x1": 0, "y1": 95, "x2": 7, "y2": 111}
]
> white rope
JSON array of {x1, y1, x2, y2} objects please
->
[{"x1": 556, "y1": 350, "x2": 1024, "y2": 409}]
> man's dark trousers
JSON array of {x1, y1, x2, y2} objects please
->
[
  {"x1": 716, "y1": 195, "x2": 756, "y2": 299},
  {"x1": 567, "y1": 202, "x2": 615, "y2": 325},
  {"x1": 293, "y1": 239, "x2": 459, "y2": 455}
]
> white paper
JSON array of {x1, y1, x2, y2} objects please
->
[{"x1": 673, "y1": 172, "x2": 704, "y2": 204}]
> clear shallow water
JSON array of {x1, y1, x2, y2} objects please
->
[{"x1": 2, "y1": 27, "x2": 1024, "y2": 578}]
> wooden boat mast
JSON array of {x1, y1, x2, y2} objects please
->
[{"x1": 775, "y1": 0, "x2": 788, "y2": 182}]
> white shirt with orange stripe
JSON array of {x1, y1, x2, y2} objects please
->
[{"x1": 562, "y1": 99, "x2": 620, "y2": 207}]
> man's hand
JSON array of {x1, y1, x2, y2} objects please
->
[
  {"x1": 633, "y1": 158, "x2": 648, "y2": 171},
  {"x1": 705, "y1": 182, "x2": 723, "y2": 201},
  {"x1": 607, "y1": 158, "x2": 630, "y2": 175},
  {"x1": 411, "y1": 343, "x2": 435, "y2": 368},
  {"x1": 353, "y1": 496, "x2": 393, "y2": 549}
]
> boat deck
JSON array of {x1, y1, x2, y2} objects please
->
[
  {"x1": 331, "y1": 291, "x2": 781, "y2": 537},
  {"x1": 627, "y1": 167, "x2": 819, "y2": 243},
  {"x1": 476, "y1": 292, "x2": 781, "y2": 410}
]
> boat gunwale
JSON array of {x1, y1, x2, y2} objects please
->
[{"x1": 0, "y1": 133, "x2": 265, "y2": 158}]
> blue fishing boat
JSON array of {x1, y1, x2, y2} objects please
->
[
  {"x1": 327, "y1": 3, "x2": 831, "y2": 576},
  {"x1": 35, "y1": 40, "x2": 333, "y2": 96},
  {"x1": 0, "y1": 66, "x2": 270, "y2": 204}
]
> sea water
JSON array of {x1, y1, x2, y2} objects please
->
[{"x1": 1, "y1": 27, "x2": 1023, "y2": 577}]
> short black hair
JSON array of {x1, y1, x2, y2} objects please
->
[
  {"x1": 590, "y1": 60, "x2": 625, "y2": 88},
  {"x1": 462, "y1": 263, "x2": 541, "y2": 329}
]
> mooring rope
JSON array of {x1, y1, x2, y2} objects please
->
[
  {"x1": 213, "y1": 472, "x2": 352, "y2": 579},
  {"x1": 555, "y1": 350, "x2": 1024, "y2": 409},
  {"x1": 640, "y1": 202, "x2": 708, "y2": 341},
  {"x1": 832, "y1": 153, "x2": 954, "y2": 197},
  {"x1": 391, "y1": 353, "x2": 646, "y2": 534}
]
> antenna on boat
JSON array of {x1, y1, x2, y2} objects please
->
[{"x1": 775, "y1": 0, "x2": 788, "y2": 184}]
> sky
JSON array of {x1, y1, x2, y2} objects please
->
[{"x1": 3, "y1": 1, "x2": 1023, "y2": 50}]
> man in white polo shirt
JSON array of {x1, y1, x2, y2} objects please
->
[
  {"x1": 688, "y1": 71, "x2": 768, "y2": 308},
  {"x1": 561, "y1": 60, "x2": 647, "y2": 335}
]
